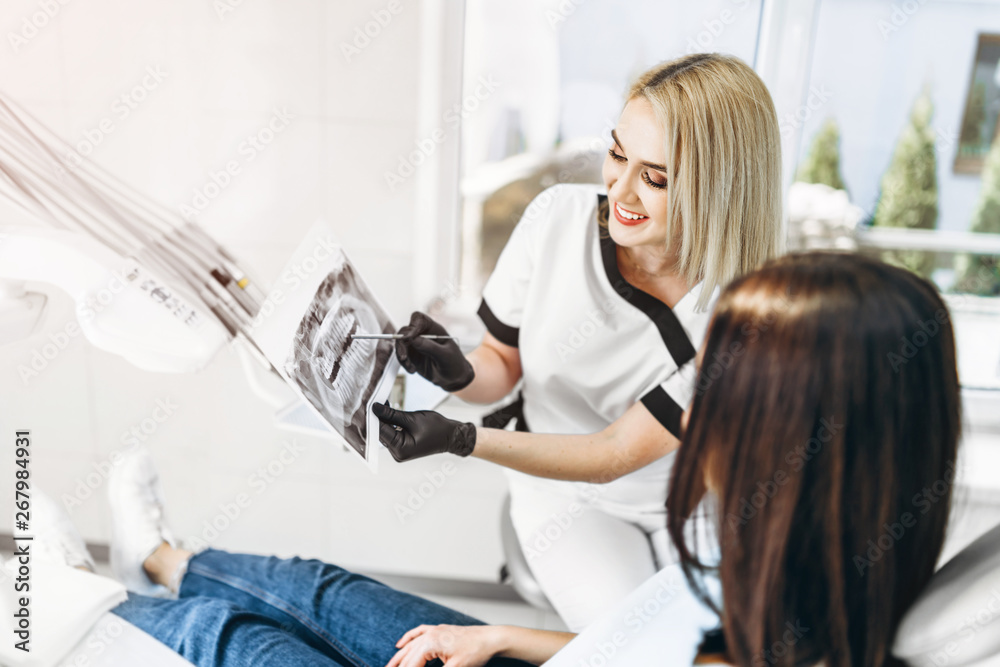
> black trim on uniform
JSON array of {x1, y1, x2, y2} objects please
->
[
  {"x1": 640, "y1": 386, "x2": 684, "y2": 439},
  {"x1": 481, "y1": 391, "x2": 531, "y2": 432},
  {"x1": 597, "y1": 194, "x2": 697, "y2": 368},
  {"x1": 477, "y1": 299, "x2": 520, "y2": 348}
]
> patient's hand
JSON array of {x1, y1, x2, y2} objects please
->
[{"x1": 386, "y1": 624, "x2": 501, "y2": 667}]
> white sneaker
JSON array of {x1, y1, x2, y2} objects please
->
[
  {"x1": 11, "y1": 490, "x2": 95, "y2": 571},
  {"x1": 107, "y1": 447, "x2": 177, "y2": 596}
]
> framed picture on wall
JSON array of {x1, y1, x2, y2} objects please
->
[{"x1": 956, "y1": 33, "x2": 1000, "y2": 174}]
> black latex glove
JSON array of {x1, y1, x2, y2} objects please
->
[
  {"x1": 372, "y1": 402, "x2": 476, "y2": 462},
  {"x1": 395, "y1": 312, "x2": 475, "y2": 392}
]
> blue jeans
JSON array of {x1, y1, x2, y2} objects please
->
[{"x1": 112, "y1": 549, "x2": 533, "y2": 667}]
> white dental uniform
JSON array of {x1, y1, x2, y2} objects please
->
[{"x1": 478, "y1": 184, "x2": 717, "y2": 631}]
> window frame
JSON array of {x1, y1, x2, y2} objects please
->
[{"x1": 955, "y1": 32, "x2": 1000, "y2": 175}]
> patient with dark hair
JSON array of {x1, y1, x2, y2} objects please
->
[
  {"x1": 667, "y1": 252, "x2": 961, "y2": 667},
  {"x1": 30, "y1": 252, "x2": 960, "y2": 667}
]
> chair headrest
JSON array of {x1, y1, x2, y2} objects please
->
[{"x1": 894, "y1": 522, "x2": 1000, "y2": 667}]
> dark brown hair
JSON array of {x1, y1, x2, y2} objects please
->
[{"x1": 667, "y1": 252, "x2": 961, "y2": 667}]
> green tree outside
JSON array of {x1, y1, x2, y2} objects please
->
[
  {"x1": 872, "y1": 90, "x2": 939, "y2": 278},
  {"x1": 796, "y1": 118, "x2": 847, "y2": 191},
  {"x1": 953, "y1": 133, "x2": 1000, "y2": 295}
]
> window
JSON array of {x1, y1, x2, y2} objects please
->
[
  {"x1": 457, "y1": 0, "x2": 763, "y2": 294},
  {"x1": 956, "y1": 33, "x2": 1000, "y2": 174}
]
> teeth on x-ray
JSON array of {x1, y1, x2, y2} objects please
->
[
  {"x1": 325, "y1": 317, "x2": 360, "y2": 385},
  {"x1": 277, "y1": 250, "x2": 396, "y2": 461},
  {"x1": 319, "y1": 313, "x2": 374, "y2": 405}
]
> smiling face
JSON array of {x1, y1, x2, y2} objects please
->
[{"x1": 601, "y1": 96, "x2": 672, "y2": 251}]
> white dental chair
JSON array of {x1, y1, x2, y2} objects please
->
[
  {"x1": 66, "y1": 613, "x2": 196, "y2": 667},
  {"x1": 0, "y1": 562, "x2": 194, "y2": 667},
  {"x1": 894, "y1": 520, "x2": 1000, "y2": 666}
]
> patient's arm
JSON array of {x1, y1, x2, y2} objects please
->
[
  {"x1": 386, "y1": 624, "x2": 575, "y2": 667},
  {"x1": 473, "y1": 401, "x2": 680, "y2": 484},
  {"x1": 494, "y1": 626, "x2": 577, "y2": 664}
]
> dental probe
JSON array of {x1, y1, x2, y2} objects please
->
[{"x1": 348, "y1": 334, "x2": 459, "y2": 341}]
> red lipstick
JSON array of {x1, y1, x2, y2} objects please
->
[{"x1": 612, "y1": 201, "x2": 649, "y2": 227}]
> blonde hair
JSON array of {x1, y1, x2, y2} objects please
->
[{"x1": 612, "y1": 53, "x2": 783, "y2": 310}]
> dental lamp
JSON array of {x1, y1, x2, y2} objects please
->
[
  {"x1": 0, "y1": 91, "x2": 268, "y2": 375},
  {"x1": 0, "y1": 228, "x2": 229, "y2": 373},
  {"x1": 0, "y1": 91, "x2": 421, "y2": 448}
]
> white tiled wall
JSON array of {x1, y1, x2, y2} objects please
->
[{"x1": 0, "y1": 0, "x2": 511, "y2": 582}]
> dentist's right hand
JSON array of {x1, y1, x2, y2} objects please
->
[{"x1": 395, "y1": 312, "x2": 475, "y2": 392}]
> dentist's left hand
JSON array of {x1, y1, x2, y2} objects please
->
[{"x1": 372, "y1": 403, "x2": 477, "y2": 462}]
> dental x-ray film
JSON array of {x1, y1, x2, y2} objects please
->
[{"x1": 251, "y1": 222, "x2": 399, "y2": 472}]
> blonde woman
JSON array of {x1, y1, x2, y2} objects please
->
[{"x1": 373, "y1": 52, "x2": 783, "y2": 631}]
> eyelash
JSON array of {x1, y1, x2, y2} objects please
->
[{"x1": 607, "y1": 148, "x2": 666, "y2": 190}]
